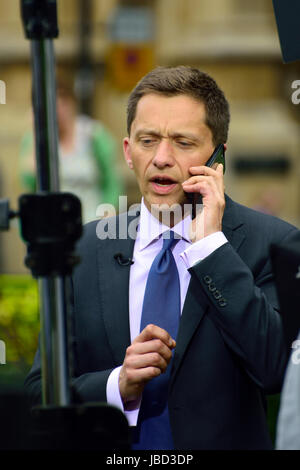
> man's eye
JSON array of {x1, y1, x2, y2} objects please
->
[
  {"x1": 141, "y1": 138, "x2": 156, "y2": 146},
  {"x1": 177, "y1": 141, "x2": 192, "y2": 147}
]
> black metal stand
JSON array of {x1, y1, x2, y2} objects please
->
[
  {"x1": 0, "y1": 0, "x2": 129, "y2": 450},
  {"x1": 20, "y1": 0, "x2": 72, "y2": 408}
]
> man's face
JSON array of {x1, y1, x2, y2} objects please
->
[
  {"x1": 56, "y1": 95, "x2": 76, "y2": 131},
  {"x1": 123, "y1": 93, "x2": 215, "y2": 213}
]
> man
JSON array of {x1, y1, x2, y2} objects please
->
[{"x1": 25, "y1": 66, "x2": 299, "y2": 450}]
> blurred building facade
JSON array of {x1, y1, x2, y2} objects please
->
[{"x1": 0, "y1": 0, "x2": 299, "y2": 273}]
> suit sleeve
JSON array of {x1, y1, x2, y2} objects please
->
[
  {"x1": 24, "y1": 341, "x2": 114, "y2": 408},
  {"x1": 189, "y1": 227, "x2": 299, "y2": 394},
  {"x1": 24, "y1": 276, "x2": 114, "y2": 407}
]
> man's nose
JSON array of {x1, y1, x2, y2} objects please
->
[{"x1": 152, "y1": 140, "x2": 175, "y2": 168}]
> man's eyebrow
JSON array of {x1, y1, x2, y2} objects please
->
[
  {"x1": 134, "y1": 129, "x2": 202, "y2": 142},
  {"x1": 170, "y1": 132, "x2": 202, "y2": 142},
  {"x1": 135, "y1": 129, "x2": 161, "y2": 138}
]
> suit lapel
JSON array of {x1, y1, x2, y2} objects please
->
[
  {"x1": 222, "y1": 195, "x2": 246, "y2": 253},
  {"x1": 97, "y1": 212, "x2": 137, "y2": 366},
  {"x1": 171, "y1": 278, "x2": 207, "y2": 385},
  {"x1": 96, "y1": 198, "x2": 246, "y2": 375},
  {"x1": 171, "y1": 195, "x2": 246, "y2": 384}
]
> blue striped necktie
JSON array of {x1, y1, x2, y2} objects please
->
[{"x1": 132, "y1": 231, "x2": 181, "y2": 450}]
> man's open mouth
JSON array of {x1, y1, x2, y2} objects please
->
[
  {"x1": 149, "y1": 176, "x2": 178, "y2": 194},
  {"x1": 150, "y1": 176, "x2": 176, "y2": 186}
]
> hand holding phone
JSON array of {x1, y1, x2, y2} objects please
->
[{"x1": 185, "y1": 144, "x2": 225, "y2": 219}]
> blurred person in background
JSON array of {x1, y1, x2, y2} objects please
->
[{"x1": 19, "y1": 76, "x2": 123, "y2": 223}]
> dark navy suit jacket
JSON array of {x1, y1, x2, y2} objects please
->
[{"x1": 25, "y1": 195, "x2": 300, "y2": 449}]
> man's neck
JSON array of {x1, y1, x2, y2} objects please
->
[{"x1": 144, "y1": 202, "x2": 189, "y2": 228}]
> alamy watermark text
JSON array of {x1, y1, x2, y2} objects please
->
[
  {"x1": 0, "y1": 80, "x2": 6, "y2": 104},
  {"x1": 291, "y1": 80, "x2": 300, "y2": 105},
  {"x1": 0, "y1": 340, "x2": 6, "y2": 364}
]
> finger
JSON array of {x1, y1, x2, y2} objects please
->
[
  {"x1": 182, "y1": 175, "x2": 208, "y2": 186},
  {"x1": 216, "y1": 163, "x2": 224, "y2": 174},
  {"x1": 127, "y1": 339, "x2": 174, "y2": 362},
  {"x1": 135, "y1": 324, "x2": 176, "y2": 348},
  {"x1": 183, "y1": 174, "x2": 224, "y2": 194},
  {"x1": 183, "y1": 178, "x2": 220, "y2": 195},
  {"x1": 188, "y1": 165, "x2": 218, "y2": 176},
  {"x1": 126, "y1": 350, "x2": 170, "y2": 372},
  {"x1": 182, "y1": 182, "x2": 209, "y2": 195},
  {"x1": 125, "y1": 365, "x2": 162, "y2": 385}
]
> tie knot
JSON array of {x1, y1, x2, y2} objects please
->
[{"x1": 162, "y1": 231, "x2": 179, "y2": 251}]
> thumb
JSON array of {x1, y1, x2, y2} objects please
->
[{"x1": 217, "y1": 163, "x2": 224, "y2": 174}]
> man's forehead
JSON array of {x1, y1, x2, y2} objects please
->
[
  {"x1": 135, "y1": 92, "x2": 205, "y2": 112},
  {"x1": 132, "y1": 93, "x2": 207, "y2": 131}
]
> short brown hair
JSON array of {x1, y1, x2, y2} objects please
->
[{"x1": 127, "y1": 66, "x2": 230, "y2": 145}]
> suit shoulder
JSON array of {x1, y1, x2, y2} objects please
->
[
  {"x1": 78, "y1": 216, "x2": 118, "y2": 247},
  {"x1": 77, "y1": 211, "x2": 135, "y2": 251}
]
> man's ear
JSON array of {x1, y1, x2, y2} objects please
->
[{"x1": 123, "y1": 137, "x2": 134, "y2": 170}]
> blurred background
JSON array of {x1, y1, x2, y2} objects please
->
[{"x1": 0, "y1": 0, "x2": 299, "y2": 446}]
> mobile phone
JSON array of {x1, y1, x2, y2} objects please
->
[{"x1": 186, "y1": 143, "x2": 225, "y2": 219}]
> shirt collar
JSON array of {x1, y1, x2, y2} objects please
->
[{"x1": 138, "y1": 198, "x2": 192, "y2": 251}]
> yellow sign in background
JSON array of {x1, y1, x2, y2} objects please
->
[{"x1": 106, "y1": 42, "x2": 154, "y2": 91}]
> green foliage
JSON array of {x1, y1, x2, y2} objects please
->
[{"x1": 0, "y1": 275, "x2": 40, "y2": 374}]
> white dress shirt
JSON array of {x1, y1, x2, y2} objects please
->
[{"x1": 106, "y1": 199, "x2": 228, "y2": 425}]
